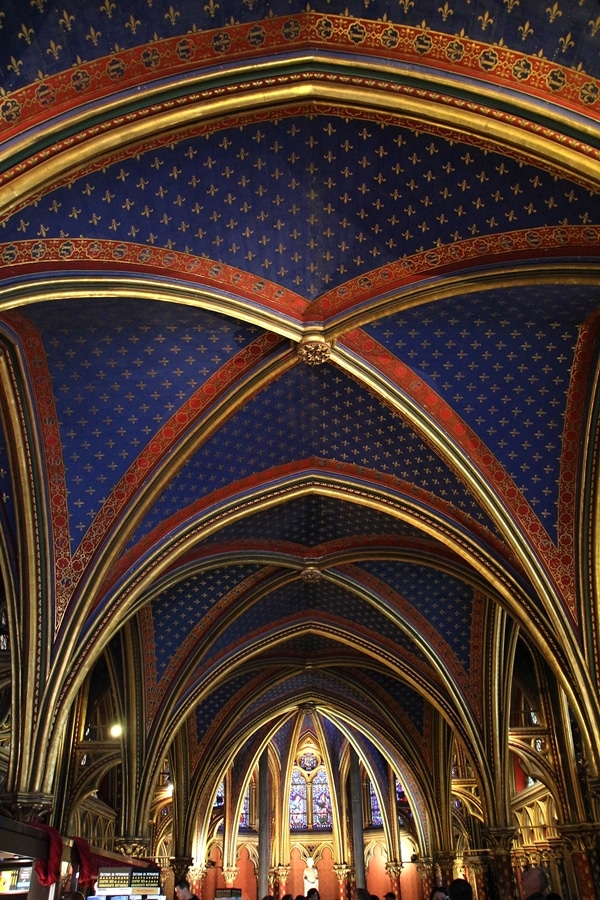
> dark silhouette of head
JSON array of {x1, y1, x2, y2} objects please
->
[
  {"x1": 521, "y1": 867, "x2": 548, "y2": 899},
  {"x1": 448, "y1": 879, "x2": 473, "y2": 900}
]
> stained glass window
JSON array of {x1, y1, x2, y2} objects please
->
[
  {"x1": 289, "y1": 769, "x2": 307, "y2": 829},
  {"x1": 369, "y1": 782, "x2": 382, "y2": 826},
  {"x1": 312, "y1": 768, "x2": 332, "y2": 829},
  {"x1": 300, "y1": 751, "x2": 318, "y2": 771},
  {"x1": 240, "y1": 784, "x2": 250, "y2": 826}
]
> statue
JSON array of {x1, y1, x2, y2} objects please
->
[{"x1": 303, "y1": 857, "x2": 319, "y2": 895}]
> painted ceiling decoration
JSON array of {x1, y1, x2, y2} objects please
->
[{"x1": 0, "y1": 0, "x2": 599, "y2": 897}]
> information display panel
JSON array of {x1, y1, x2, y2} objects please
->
[{"x1": 95, "y1": 867, "x2": 162, "y2": 898}]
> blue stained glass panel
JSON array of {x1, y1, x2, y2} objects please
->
[
  {"x1": 370, "y1": 782, "x2": 382, "y2": 827},
  {"x1": 312, "y1": 768, "x2": 332, "y2": 829},
  {"x1": 290, "y1": 770, "x2": 307, "y2": 829},
  {"x1": 240, "y1": 785, "x2": 250, "y2": 827}
]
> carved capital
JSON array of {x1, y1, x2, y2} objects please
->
[
  {"x1": 297, "y1": 336, "x2": 332, "y2": 366},
  {"x1": 484, "y1": 826, "x2": 517, "y2": 854},
  {"x1": 333, "y1": 864, "x2": 351, "y2": 881},
  {"x1": 170, "y1": 858, "x2": 194, "y2": 884},
  {"x1": 114, "y1": 837, "x2": 150, "y2": 858},
  {"x1": 0, "y1": 792, "x2": 54, "y2": 822},
  {"x1": 385, "y1": 861, "x2": 403, "y2": 879},
  {"x1": 587, "y1": 776, "x2": 600, "y2": 798},
  {"x1": 416, "y1": 858, "x2": 433, "y2": 881},
  {"x1": 557, "y1": 823, "x2": 600, "y2": 853},
  {"x1": 222, "y1": 867, "x2": 238, "y2": 887},
  {"x1": 463, "y1": 850, "x2": 490, "y2": 875},
  {"x1": 511, "y1": 850, "x2": 533, "y2": 868},
  {"x1": 543, "y1": 838, "x2": 565, "y2": 862}
]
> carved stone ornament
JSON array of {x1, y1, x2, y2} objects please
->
[
  {"x1": 484, "y1": 826, "x2": 517, "y2": 854},
  {"x1": 169, "y1": 858, "x2": 194, "y2": 883},
  {"x1": 0, "y1": 791, "x2": 54, "y2": 822},
  {"x1": 297, "y1": 336, "x2": 332, "y2": 366},
  {"x1": 333, "y1": 864, "x2": 351, "y2": 881},
  {"x1": 558, "y1": 823, "x2": 600, "y2": 852},
  {"x1": 222, "y1": 868, "x2": 239, "y2": 887},
  {"x1": 385, "y1": 862, "x2": 403, "y2": 879},
  {"x1": 301, "y1": 566, "x2": 322, "y2": 583},
  {"x1": 114, "y1": 837, "x2": 150, "y2": 858}
]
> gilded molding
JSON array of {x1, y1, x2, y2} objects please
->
[{"x1": 2, "y1": 75, "x2": 600, "y2": 223}]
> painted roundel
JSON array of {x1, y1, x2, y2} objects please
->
[{"x1": 299, "y1": 751, "x2": 319, "y2": 772}]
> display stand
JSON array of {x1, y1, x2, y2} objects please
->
[
  {"x1": 0, "y1": 816, "x2": 59, "y2": 900},
  {"x1": 0, "y1": 863, "x2": 33, "y2": 894},
  {"x1": 93, "y1": 867, "x2": 164, "y2": 900}
]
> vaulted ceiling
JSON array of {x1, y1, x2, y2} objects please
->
[{"x1": 0, "y1": 0, "x2": 599, "y2": 849}]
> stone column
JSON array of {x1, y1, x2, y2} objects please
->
[
  {"x1": 385, "y1": 862, "x2": 402, "y2": 900},
  {"x1": 434, "y1": 853, "x2": 455, "y2": 891},
  {"x1": 542, "y1": 838, "x2": 567, "y2": 899},
  {"x1": 511, "y1": 851, "x2": 529, "y2": 900},
  {"x1": 258, "y1": 749, "x2": 270, "y2": 900},
  {"x1": 346, "y1": 867, "x2": 356, "y2": 900},
  {"x1": 417, "y1": 859, "x2": 434, "y2": 900},
  {"x1": 160, "y1": 865, "x2": 173, "y2": 900},
  {"x1": 350, "y1": 747, "x2": 366, "y2": 891},
  {"x1": 485, "y1": 826, "x2": 517, "y2": 900},
  {"x1": 188, "y1": 866, "x2": 205, "y2": 900},
  {"x1": 334, "y1": 864, "x2": 351, "y2": 900},
  {"x1": 463, "y1": 852, "x2": 489, "y2": 900},
  {"x1": 559, "y1": 825, "x2": 600, "y2": 900},
  {"x1": 276, "y1": 866, "x2": 290, "y2": 899}
]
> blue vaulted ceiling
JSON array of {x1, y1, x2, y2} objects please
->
[
  {"x1": 1, "y1": 0, "x2": 599, "y2": 92},
  {"x1": 2, "y1": 117, "x2": 598, "y2": 299}
]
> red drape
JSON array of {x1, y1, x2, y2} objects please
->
[
  {"x1": 71, "y1": 836, "x2": 98, "y2": 888},
  {"x1": 32, "y1": 823, "x2": 63, "y2": 887}
]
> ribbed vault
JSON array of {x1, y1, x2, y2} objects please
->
[{"x1": 0, "y1": 1, "x2": 599, "y2": 897}]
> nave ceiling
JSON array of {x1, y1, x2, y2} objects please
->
[{"x1": 0, "y1": 0, "x2": 599, "y2": 865}]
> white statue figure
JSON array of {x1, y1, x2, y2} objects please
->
[{"x1": 303, "y1": 857, "x2": 319, "y2": 895}]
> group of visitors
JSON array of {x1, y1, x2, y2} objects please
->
[
  {"x1": 279, "y1": 890, "x2": 318, "y2": 900},
  {"x1": 270, "y1": 879, "x2": 397, "y2": 900},
  {"x1": 429, "y1": 864, "x2": 562, "y2": 900},
  {"x1": 356, "y1": 888, "x2": 396, "y2": 900},
  {"x1": 176, "y1": 862, "x2": 561, "y2": 900},
  {"x1": 430, "y1": 879, "x2": 474, "y2": 900}
]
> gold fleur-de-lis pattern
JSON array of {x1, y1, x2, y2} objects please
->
[
  {"x1": 3, "y1": 117, "x2": 598, "y2": 300},
  {"x1": 0, "y1": 0, "x2": 598, "y2": 97}
]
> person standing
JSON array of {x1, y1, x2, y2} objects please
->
[
  {"x1": 430, "y1": 887, "x2": 448, "y2": 900},
  {"x1": 448, "y1": 879, "x2": 473, "y2": 900},
  {"x1": 521, "y1": 867, "x2": 548, "y2": 900},
  {"x1": 174, "y1": 879, "x2": 199, "y2": 900}
]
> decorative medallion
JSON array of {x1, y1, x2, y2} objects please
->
[{"x1": 297, "y1": 336, "x2": 332, "y2": 366}]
